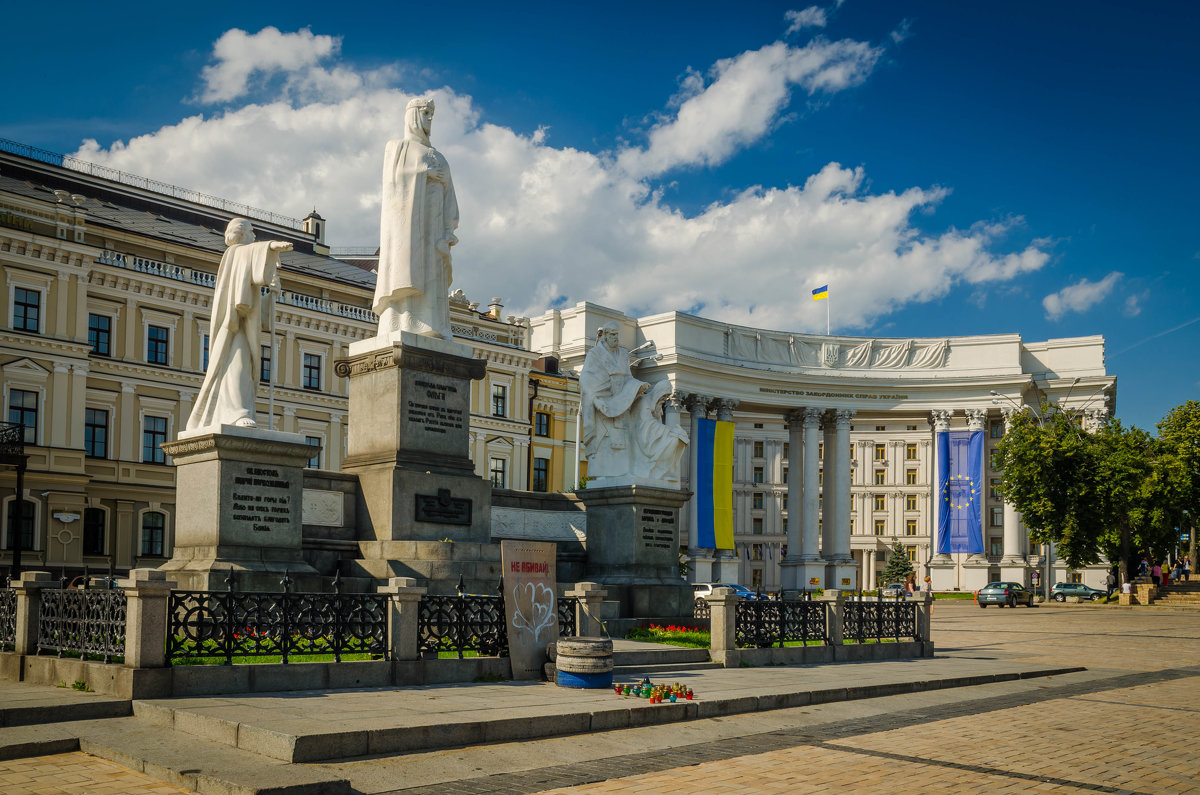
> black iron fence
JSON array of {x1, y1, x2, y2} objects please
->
[
  {"x1": 36, "y1": 584, "x2": 127, "y2": 663},
  {"x1": 735, "y1": 597, "x2": 828, "y2": 648},
  {"x1": 167, "y1": 583, "x2": 389, "y2": 665},
  {"x1": 558, "y1": 596, "x2": 578, "y2": 637},
  {"x1": 419, "y1": 593, "x2": 508, "y2": 658},
  {"x1": 0, "y1": 578, "x2": 14, "y2": 650},
  {"x1": 842, "y1": 595, "x2": 917, "y2": 642}
]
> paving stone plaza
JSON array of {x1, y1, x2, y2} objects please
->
[{"x1": 1, "y1": 602, "x2": 1197, "y2": 793}]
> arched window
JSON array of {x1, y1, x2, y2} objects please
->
[{"x1": 140, "y1": 511, "x2": 165, "y2": 557}]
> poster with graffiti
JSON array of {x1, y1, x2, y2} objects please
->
[{"x1": 500, "y1": 539, "x2": 558, "y2": 680}]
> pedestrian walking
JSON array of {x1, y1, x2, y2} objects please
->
[
  {"x1": 1151, "y1": 562, "x2": 1162, "y2": 586},
  {"x1": 1105, "y1": 571, "x2": 1116, "y2": 600},
  {"x1": 1184, "y1": 556, "x2": 1191, "y2": 583}
]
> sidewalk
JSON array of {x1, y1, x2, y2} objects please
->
[{"x1": 0, "y1": 642, "x2": 1082, "y2": 794}]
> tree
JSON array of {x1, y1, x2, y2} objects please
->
[
  {"x1": 879, "y1": 541, "x2": 914, "y2": 585},
  {"x1": 996, "y1": 406, "x2": 1177, "y2": 584},
  {"x1": 1157, "y1": 400, "x2": 1200, "y2": 562}
]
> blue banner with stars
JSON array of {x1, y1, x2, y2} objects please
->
[{"x1": 936, "y1": 430, "x2": 984, "y2": 554}]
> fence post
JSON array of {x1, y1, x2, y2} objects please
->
[
  {"x1": 911, "y1": 591, "x2": 934, "y2": 650},
  {"x1": 379, "y1": 577, "x2": 426, "y2": 661},
  {"x1": 564, "y1": 582, "x2": 607, "y2": 637},
  {"x1": 705, "y1": 587, "x2": 739, "y2": 664},
  {"x1": 120, "y1": 569, "x2": 176, "y2": 668},
  {"x1": 13, "y1": 571, "x2": 53, "y2": 655},
  {"x1": 820, "y1": 589, "x2": 845, "y2": 645}
]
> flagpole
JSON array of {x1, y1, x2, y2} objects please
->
[
  {"x1": 826, "y1": 289, "x2": 830, "y2": 336},
  {"x1": 267, "y1": 281, "x2": 277, "y2": 430}
]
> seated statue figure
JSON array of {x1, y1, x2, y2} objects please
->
[{"x1": 579, "y1": 322, "x2": 688, "y2": 486}]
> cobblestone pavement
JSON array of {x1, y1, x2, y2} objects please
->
[{"x1": 0, "y1": 751, "x2": 188, "y2": 794}]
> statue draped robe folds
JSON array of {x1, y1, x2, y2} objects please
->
[
  {"x1": 374, "y1": 98, "x2": 459, "y2": 339},
  {"x1": 187, "y1": 238, "x2": 280, "y2": 431}
]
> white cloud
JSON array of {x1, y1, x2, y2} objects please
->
[
  {"x1": 616, "y1": 37, "x2": 883, "y2": 178},
  {"x1": 1042, "y1": 271, "x2": 1123, "y2": 320},
  {"x1": 72, "y1": 26, "x2": 1049, "y2": 335},
  {"x1": 1123, "y1": 289, "x2": 1149, "y2": 317},
  {"x1": 785, "y1": 6, "x2": 828, "y2": 34}
]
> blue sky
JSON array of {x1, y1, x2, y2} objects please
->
[{"x1": 3, "y1": 1, "x2": 1197, "y2": 430}]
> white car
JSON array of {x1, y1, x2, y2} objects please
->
[{"x1": 693, "y1": 583, "x2": 762, "y2": 600}]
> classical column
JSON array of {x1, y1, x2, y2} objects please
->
[
  {"x1": 327, "y1": 412, "x2": 345, "y2": 470},
  {"x1": 711, "y1": 398, "x2": 739, "y2": 583},
  {"x1": 929, "y1": 409, "x2": 953, "y2": 565},
  {"x1": 831, "y1": 409, "x2": 855, "y2": 563},
  {"x1": 780, "y1": 409, "x2": 804, "y2": 591},
  {"x1": 683, "y1": 394, "x2": 713, "y2": 582},
  {"x1": 118, "y1": 383, "x2": 136, "y2": 461},
  {"x1": 821, "y1": 410, "x2": 838, "y2": 563},
  {"x1": 68, "y1": 362, "x2": 88, "y2": 451},
  {"x1": 999, "y1": 407, "x2": 1027, "y2": 570},
  {"x1": 50, "y1": 363, "x2": 70, "y2": 447}
]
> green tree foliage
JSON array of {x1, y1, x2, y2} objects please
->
[
  {"x1": 1157, "y1": 400, "x2": 1200, "y2": 558},
  {"x1": 879, "y1": 541, "x2": 914, "y2": 585},
  {"x1": 996, "y1": 404, "x2": 1188, "y2": 582}
]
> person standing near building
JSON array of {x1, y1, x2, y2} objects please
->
[
  {"x1": 1151, "y1": 561, "x2": 1162, "y2": 587},
  {"x1": 1105, "y1": 570, "x2": 1117, "y2": 600}
]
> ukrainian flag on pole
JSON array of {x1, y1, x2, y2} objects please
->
[
  {"x1": 695, "y1": 417, "x2": 735, "y2": 550},
  {"x1": 812, "y1": 285, "x2": 829, "y2": 301}
]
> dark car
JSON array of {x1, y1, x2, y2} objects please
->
[
  {"x1": 977, "y1": 581, "x2": 1036, "y2": 608},
  {"x1": 1050, "y1": 582, "x2": 1105, "y2": 602}
]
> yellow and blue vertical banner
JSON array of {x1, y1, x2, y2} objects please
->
[
  {"x1": 695, "y1": 417, "x2": 735, "y2": 550},
  {"x1": 936, "y1": 430, "x2": 984, "y2": 554}
]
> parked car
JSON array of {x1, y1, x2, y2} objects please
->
[
  {"x1": 693, "y1": 583, "x2": 763, "y2": 600},
  {"x1": 879, "y1": 582, "x2": 906, "y2": 598},
  {"x1": 976, "y1": 581, "x2": 1036, "y2": 608},
  {"x1": 1050, "y1": 582, "x2": 1105, "y2": 602}
]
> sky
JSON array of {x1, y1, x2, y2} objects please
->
[{"x1": 2, "y1": 1, "x2": 1197, "y2": 431}]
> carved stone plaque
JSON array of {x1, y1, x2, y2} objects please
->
[{"x1": 414, "y1": 488, "x2": 473, "y2": 525}]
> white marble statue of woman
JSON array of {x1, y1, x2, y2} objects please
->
[
  {"x1": 374, "y1": 96, "x2": 459, "y2": 340},
  {"x1": 186, "y1": 218, "x2": 291, "y2": 431}
]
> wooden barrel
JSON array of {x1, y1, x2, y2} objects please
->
[{"x1": 554, "y1": 636, "x2": 613, "y2": 689}]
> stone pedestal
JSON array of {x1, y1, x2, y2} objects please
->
[
  {"x1": 825, "y1": 561, "x2": 859, "y2": 592},
  {"x1": 336, "y1": 333, "x2": 490, "y2": 593},
  {"x1": 688, "y1": 550, "x2": 716, "y2": 583},
  {"x1": 577, "y1": 484, "x2": 693, "y2": 617},
  {"x1": 928, "y1": 555, "x2": 957, "y2": 592},
  {"x1": 1000, "y1": 560, "x2": 1030, "y2": 586},
  {"x1": 961, "y1": 557, "x2": 993, "y2": 592},
  {"x1": 159, "y1": 426, "x2": 321, "y2": 591},
  {"x1": 780, "y1": 559, "x2": 827, "y2": 596}
]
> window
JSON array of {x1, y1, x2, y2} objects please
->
[
  {"x1": 752, "y1": 466, "x2": 764, "y2": 484},
  {"x1": 783, "y1": 442, "x2": 789, "y2": 459},
  {"x1": 83, "y1": 508, "x2": 105, "y2": 555},
  {"x1": 147, "y1": 325, "x2": 169, "y2": 365},
  {"x1": 782, "y1": 495, "x2": 788, "y2": 512},
  {"x1": 751, "y1": 568, "x2": 763, "y2": 589},
  {"x1": 849, "y1": 445, "x2": 855, "y2": 460},
  {"x1": 141, "y1": 512, "x2": 165, "y2": 557},
  {"x1": 818, "y1": 442, "x2": 823, "y2": 460},
  {"x1": 753, "y1": 441, "x2": 764, "y2": 458},
  {"x1": 874, "y1": 470, "x2": 886, "y2": 485},
  {"x1": 1069, "y1": 572, "x2": 1083, "y2": 584},
  {"x1": 84, "y1": 408, "x2": 108, "y2": 458},
  {"x1": 5, "y1": 500, "x2": 35, "y2": 551},
  {"x1": 874, "y1": 494, "x2": 885, "y2": 511},
  {"x1": 534, "y1": 411, "x2": 551, "y2": 437},
  {"x1": 202, "y1": 334, "x2": 209, "y2": 370},
  {"x1": 751, "y1": 544, "x2": 763, "y2": 561},
  {"x1": 906, "y1": 519, "x2": 918, "y2": 536},
  {"x1": 850, "y1": 517, "x2": 855, "y2": 533},
  {"x1": 874, "y1": 519, "x2": 886, "y2": 536},
  {"x1": 782, "y1": 467, "x2": 788, "y2": 484},
  {"x1": 905, "y1": 494, "x2": 917, "y2": 511},
  {"x1": 305, "y1": 436, "x2": 322, "y2": 468},
  {"x1": 906, "y1": 425, "x2": 918, "y2": 431},
  {"x1": 752, "y1": 517, "x2": 763, "y2": 534},
  {"x1": 989, "y1": 539, "x2": 1003, "y2": 557},
  {"x1": 990, "y1": 420, "x2": 1004, "y2": 439},
  {"x1": 753, "y1": 492, "x2": 764, "y2": 510},
  {"x1": 874, "y1": 443, "x2": 886, "y2": 461},
  {"x1": 753, "y1": 423, "x2": 763, "y2": 429},
  {"x1": 990, "y1": 478, "x2": 1002, "y2": 500},
  {"x1": 8, "y1": 389, "x2": 37, "y2": 445},
  {"x1": 13, "y1": 288, "x2": 40, "y2": 332},
  {"x1": 905, "y1": 443, "x2": 917, "y2": 460},
  {"x1": 906, "y1": 545, "x2": 917, "y2": 562},
  {"x1": 875, "y1": 425, "x2": 886, "y2": 431},
  {"x1": 302, "y1": 353, "x2": 322, "y2": 390},
  {"x1": 142, "y1": 415, "x2": 167, "y2": 464},
  {"x1": 88, "y1": 314, "x2": 111, "y2": 356},
  {"x1": 491, "y1": 384, "x2": 507, "y2": 417},
  {"x1": 991, "y1": 506, "x2": 1004, "y2": 527},
  {"x1": 819, "y1": 495, "x2": 823, "y2": 510},
  {"x1": 260, "y1": 345, "x2": 272, "y2": 383},
  {"x1": 489, "y1": 457, "x2": 507, "y2": 489},
  {"x1": 818, "y1": 470, "x2": 823, "y2": 486},
  {"x1": 906, "y1": 470, "x2": 917, "y2": 486},
  {"x1": 532, "y1": 457, "x2": 550, "y2": 492}
]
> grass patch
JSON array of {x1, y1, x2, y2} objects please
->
[
  {"x1": 626, "y1": 624, "x2": 710, "y2": 649},
  {"x1": 171, "y1": 653, "x2": 382, "y2": 665},
  {"x1": 842, "y1": 637, "x2": 899, "y2": 644},
  {"x1": 933, "y1": 592, "x2": 976, "y2": 600}
]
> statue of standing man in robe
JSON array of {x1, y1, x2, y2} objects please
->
[
  {"x1": 187, "y1": 218, "x2": 291, "y2": 431},
  {"x1": 374, "y1": 97, "x2": 459, "y2": 340}
]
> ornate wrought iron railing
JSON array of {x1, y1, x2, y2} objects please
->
[
  {"x1": 166, "y1": 587, "x2": 388, "y2": 665},
  {"x1": 693, "y1": 597, "x2": 710, "y2": 619},
  {"x1": 558, "y1": 596, "x2": 578, "y2": 637},
  {"x1": 842, "y1": 595, "x2": 917, "y2": 642},
  {"x1": 734, "y1": 596, "x2": 828, "y2": 648},
  {"x1": 0, "y1": 421, "x2": 25, "y2": 457},
  {"x1": 36, "y1": 585, "x2": 127, "y2": 663},
  {"x1": 0, "y1": 579, "x2": 14, "y2": 650},
  {"x1": 419, "y1": 593, "x2": 508, "y2": 658}
]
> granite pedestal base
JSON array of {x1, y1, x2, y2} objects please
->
[
  {"x1": 159, "y1": 426, "x2": 322, "y2": 592},
  {"x1": 577, "y1": 484, "x2": 693, "y2": 618}
]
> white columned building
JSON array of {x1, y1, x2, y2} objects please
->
[{"x1": 530, "y1": 302, "x2": 1116, "y2": 593}]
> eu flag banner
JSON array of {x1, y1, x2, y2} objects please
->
[
  {"x1": 695, "y1": 417, "x2": 735, "y2": 550},
  {"x1": 936, "y1": 430, "x2": 984, "y2": 554}
]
